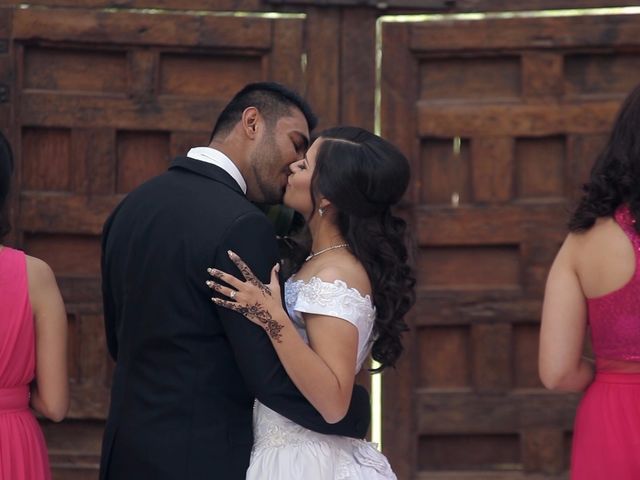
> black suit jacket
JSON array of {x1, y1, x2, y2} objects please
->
[{"x1": 99, "y1": 157, "x2": 370, "y2": 480}]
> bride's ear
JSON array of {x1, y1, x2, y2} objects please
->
[
  {"x1": 316, "y1": 197, "x2": 332, "y2": 218},
  {"x1": 318, "y1": 198, "x2": 331, "y2": 210}
]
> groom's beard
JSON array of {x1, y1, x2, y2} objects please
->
[{"x1": 251, "y1": 139, "x2": 287, "y2": 205}]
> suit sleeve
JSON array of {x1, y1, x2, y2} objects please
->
[
  {"x1": 214, "y1": 211, "x2": 370, "y2": 438},
  {"x1": 101, "y1": 211, "x2": 118, "y2": 362}
]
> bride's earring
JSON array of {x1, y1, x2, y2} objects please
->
[{"x1": 318, "y1": 207, "x2": 325, "y2": 217}]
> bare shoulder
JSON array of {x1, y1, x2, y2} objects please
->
[
  {"x1": 592, "y1": 215, "x2": 629, "y2": 240},
  {"x1": 25, "y1": 255, "x2": 56, "y2": 288},
  {"x1": 25, "y1": 255, "x2": 65, "y2": 317},
  {"x1": 568, "y1": 215, "x2": 635, "y2": 297},
  {"x1": 570, "y1": 216, "x2": 631, "y2": 255},
  {"x1": 552, "y1": 232, "x2": 578, "y2": 261},
  {"x1": 313, "y1": 259, "x2": 372, "y2": 297},
  {"x1": 559, "y1": 223, "x2": 605, "y2": 257}
]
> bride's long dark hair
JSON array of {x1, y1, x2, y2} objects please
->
[
  {"x1": 569, "y1": 83, "x2": 640, "y2": 232},
  {"x1": 310, "y1": 126, "x2": 415, "y2": 371}
]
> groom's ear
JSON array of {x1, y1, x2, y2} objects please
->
[
  {"x1": 241, "y1": 107, "x2": 260, "y2": 139},
  {"x1": 319, "y1": 197, "x2": 331, "y2": 209}
]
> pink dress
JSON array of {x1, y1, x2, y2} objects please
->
[
  {"x1": 0, "y1": 247, "x2": 51, "y2": 480},
  {"x1": 571, "y1": 205, "x2": 640, "y2": 479}
]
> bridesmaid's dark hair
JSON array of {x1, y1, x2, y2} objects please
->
[
  {"x1": 569, "y1": 83, "x2": 640, "y2": 233},
  {"x1": 311, "y1": 127, "x2": 415, "y2": 372},
  {"x1": 0, "y1": 131, "x2": 13, "y2": 242}
]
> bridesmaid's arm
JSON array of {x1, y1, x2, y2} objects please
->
[
  {"x1": 27, "y1": 256, "x2": 69, "y2": 422},
  {"x1": 539, "y1": 235, "x2": 594, "y2": 392}
]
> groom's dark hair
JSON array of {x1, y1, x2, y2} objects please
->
[{"x1": 209, "y1": 82, "x2": 317, "y2": 142}]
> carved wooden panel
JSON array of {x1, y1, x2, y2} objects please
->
[
  {"x1": 380, "y1": 11, "x2": 640, "y2": 480},
  {"x1": 4, "y1": 3, "x2": 639, "y2": 479}
]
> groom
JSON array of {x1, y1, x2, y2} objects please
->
[{"x1": 99, "y1": 82, "x2": 370, "y2": 480}]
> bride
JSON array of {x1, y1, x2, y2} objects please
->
[{"x1": 207, "y1": 126, "x2": 415, "y2": 479}]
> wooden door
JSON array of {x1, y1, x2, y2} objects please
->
[
  {"x1": 7, "y1": 6, "x2": 305, "y2": 478},
  {"x1": 380, "y1": 11, "x2": 640, "y2": 480}
]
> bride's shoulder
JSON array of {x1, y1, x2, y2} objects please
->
[{"x1": 310, "y1": 262, "x2": 372, "y2": 299}]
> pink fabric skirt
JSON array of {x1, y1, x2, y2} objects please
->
[
  {"x1": 0, "y1": 386, "x2": 51, "y2": 480},
  {"x1": 571, "y1": 373, "x2": 640, "y2": 479}
]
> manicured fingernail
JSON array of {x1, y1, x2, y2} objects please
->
[
  {"x1": 228, "y1": 250, "x2": 235, "y2": 258},
  {"x1": 206, "y1": 280, "x2": 213, "y2": 287},
  {"x1": 211, "y1": 297, "x2": 219, "y2": 302},
  {"x1": 207, "y1": 267, "x2": 214, "y2": 274},
  {"x1": 275, "y1": 263, "x2": 280, "y2": 272}
]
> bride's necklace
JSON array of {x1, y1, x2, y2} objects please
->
[{"x1": 305, "y1": 243, "x2": 349, "y2": 262}]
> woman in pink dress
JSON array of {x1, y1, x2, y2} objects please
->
[
  {"x1": 539, "y1": 83, "x2": 640, "y2": 479},
  {"x1": 0, "y1": 132, "x2": 69, "y2": 479}
]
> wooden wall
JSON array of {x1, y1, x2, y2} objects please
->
[
  {"x1": 1, "y1": 1, "x2": 639, "y2": 478},
  {"x1": 381, "y1": 10, "x2": 640, "y2": 480}
]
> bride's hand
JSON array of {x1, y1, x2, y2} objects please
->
[{"x1": 207, "y1": 251, "x2": 285, "y2": 341}]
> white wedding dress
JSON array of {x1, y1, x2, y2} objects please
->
[{"x1": 246, "y1": 277, "x2": 397, "y2": 480}]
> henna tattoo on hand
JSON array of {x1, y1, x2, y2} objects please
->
[
  {"x1": 236, "y1": 302, "x2": 283, "y2": 343},
  {"x1": 242, "y1": 263, "x2": 272, "y2": 297},
  {"x1": 254, "y1": 279, "x2": 272, "y2": 297},
  {"x1": 229, "y1": 252, "x2": 272, "y2": 297}
]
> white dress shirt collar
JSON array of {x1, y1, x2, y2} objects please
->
[{"x1": 186, "y1": 147, "x2": 247, "y2": 194}]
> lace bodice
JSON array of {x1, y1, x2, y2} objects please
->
[{"x1": 284, "y1": 276, "x2": 376, "y2": 371}]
